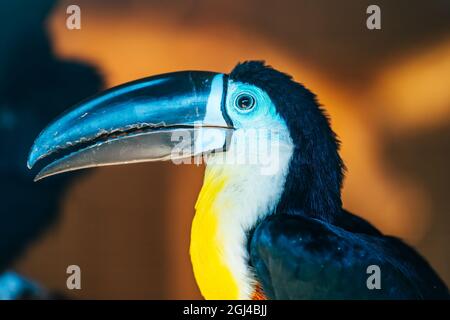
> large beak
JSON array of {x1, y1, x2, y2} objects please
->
[{"x1": 28, "y1": 71, "x2": 233, "y2": 181}]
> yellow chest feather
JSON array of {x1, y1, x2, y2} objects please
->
[{"x1": 190, "y1": 168, "x2": 240, "y2": 300}]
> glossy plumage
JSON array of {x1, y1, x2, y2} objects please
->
[{"x1": 250, "y1": 210, "x2": 449, "y2": 299}]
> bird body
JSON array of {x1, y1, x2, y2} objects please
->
[{"x1": 28, "y1": 61, "x2": 449, "y2": 299}]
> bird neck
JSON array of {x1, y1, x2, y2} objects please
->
[{"x1": 190, "y1": 148, "x2": 292, "y2": 299}]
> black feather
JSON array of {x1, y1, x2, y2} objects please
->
[{"x1": 250, "y1": 212, "x2": 449, "y2": 299}]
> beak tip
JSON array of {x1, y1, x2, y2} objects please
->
[
  {"x1": 33, "y1": 167, "x2": 50, "y2": 182},
  {"x1": 27, "y1": 142, "x2": 44, "y2": 170},
  {"x1": 27, "y1": 158, "x2": 34, "y2": 170},
  {"x1": 27, "y1": 151, "x2": 37, "y2": 170}
]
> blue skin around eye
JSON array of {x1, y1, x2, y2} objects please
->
[{"x1": 225, "y1": 82, "x2": 284, "y2": 130}]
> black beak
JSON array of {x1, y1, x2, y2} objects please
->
[{"x1": 28, "y1": 71, "x2": 233, "y2": 181}]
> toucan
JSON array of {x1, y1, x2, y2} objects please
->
[{"x1": 27, "y1": 61, "x2": 448, "y2": 300}]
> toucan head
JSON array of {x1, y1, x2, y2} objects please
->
[{"x1": 28, "y1": 61, "x2": 344, "y2": 222}]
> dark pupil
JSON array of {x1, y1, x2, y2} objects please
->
[{"x1": 237, "y1": 95, "x2": 254, "y2": 110}]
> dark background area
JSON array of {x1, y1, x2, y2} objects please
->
[{"x1": 0, "y1": 0, "x2": 448, "y2": 298}]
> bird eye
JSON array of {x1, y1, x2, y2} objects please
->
[{"x1": 235, "y1": 93, "x2": 256, "y2": 111}]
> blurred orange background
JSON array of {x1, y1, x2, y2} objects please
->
[{"x1": 14, "y1": 0, "x2": 450, "y2": 298}]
